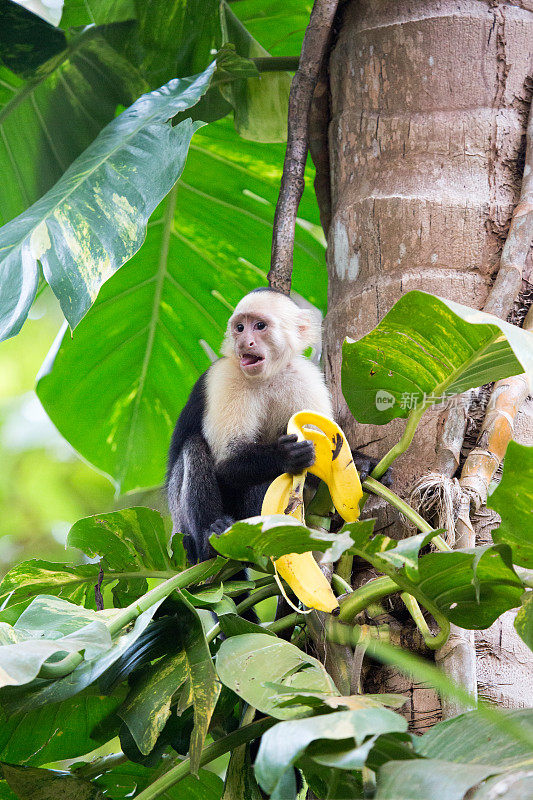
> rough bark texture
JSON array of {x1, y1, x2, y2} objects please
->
[{"x1": 322, "y1": 0, "x2": 533, "y2": 728}]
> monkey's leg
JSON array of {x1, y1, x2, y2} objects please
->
[{"x1": 167, "y1": 434, "x2": 227, "y2": 563}]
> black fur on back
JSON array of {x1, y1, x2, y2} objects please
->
[{"x1": 166, "y1": 371, "x2": 208, "y2": 487}]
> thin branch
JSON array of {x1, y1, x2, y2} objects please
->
[{"x1": 268, "y1": 0, "x2": 339, "y2": 293}]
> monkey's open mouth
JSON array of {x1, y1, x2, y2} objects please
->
[{"x1": 241, "y1": 353, "x2": 264, "y2": 367}]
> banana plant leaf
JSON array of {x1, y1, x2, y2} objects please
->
[
  {"x1": 0, "y1": 63, "x2": 214, "y2": 342},
  {"x1": 342, "y1": 291, "x2": 533, "y2": 425},
  {"x1": 488, "y1": 441, "x2": 533, "y2": 568}
]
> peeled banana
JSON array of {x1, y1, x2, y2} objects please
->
[{"x1": 261, "y1": 411, "x2": 363, "y2": 613}]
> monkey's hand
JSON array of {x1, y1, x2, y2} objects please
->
[
  {"x1": 209, "y1": 515, "x2": 234, "y2": 538},
  {"x1": 277, "y1": 433, "x2": 315, "y2": 474}
]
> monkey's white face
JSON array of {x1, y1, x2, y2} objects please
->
[
  {"x1": 230, "y1": 313, "x2": 274, "y2": 378},
  {"x1": 221, "y1": 290, "x2": 320, "y2": 381}
]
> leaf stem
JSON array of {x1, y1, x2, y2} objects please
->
[
  {"x1": 338, "y1": 576, "x2": 398, "y2": 622},
  {"x1": 267, "y1": 612, "x2": 304, "y2": 634},
  {"x1": 362, "y1": 477, "x2": 451, "y2": 552},
  {"x1": 400, "y1": 592, "x2": 448, "y2": 650},
  {"x1": 370, "y1": 406, "x2": 427, "y2": 480},
  {"x1": 133, "y1": 718, "x2": 276, "y2": 800},
  {"x1": 39, "y1": 559, "x2": 224, "y2": 679}
]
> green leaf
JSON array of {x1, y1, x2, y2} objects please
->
[
  {"x1": 416, "y1": 708, "x2": 533, "y2": 769},
  {"x1": 471, "y1": 771, "x2": 533, "y2": 800},
  {"x1": 341, "y1": 291, "x2": 533, "y2": 425},
  {"x1": 136, "y1": 0, "x2": 221, "y2": 86},
  {"x1": 1, "y1": 600, "x2": 164, "y2": 716},
  {"x1": 59, "y1": 0, "x2": 136, "y2": 28},
  {"x1": 0, "y1": 559, "x2": 102, "y2": 613},
  {"x1": 211, "y1": 515, "x2": 355, "y2": 567},
  {"x1": 0, "y1": 24, "x2": 147, "y2": 227},
  {"x1": 67, "y1": 507, "x2": 184, "y2": 606},
  {"x1": 222, "y1": 4, "x2": 291, "y2": 143},
  {"x1": 92, "y1": 760, "x2": 224, "y2": 799},
  {"x1": 173, "y1": 593, "x2": 221, "y2": 774},
  {"x1": 223, "y1": 742, "x2": 263, "y2": 800},
  {"x1": 0, "y1": 763, "x2": 101, "y2": 800},
  {"x1": 0, "y1": 684, "x2": 127, "y2": 766},
  {"x1": 345, "y1": 521, "x2": 524, "y2": 629},
  {"x1": 36, "y1": 117, "x2": 326, "y2": 492},
  {"x1": 0, "y1": 0, "x2": 66, "y2": 76},
  {"x1": 488, "y1": 441, "x2": 533, "y2": 568},
  {"x1": 375, "y1": 759, "x2": 494, "y2": 800},
  {"x1": 0, "y1": 64, "x2": 214, "y2": 341},
  {"x1": 514, "y1": 591, "x2": 533, "y2": 650},
  {"x1": 255, "y1": 708, "x2": 407, "y2": 796},
  {"x1": 117, "y1": 650, "x2": 189, "y2": 755},
  {"x1": 230, "y1": 0, "x2": 310, "y2": 57},
  {"x1": 216, "y1": 633, "x2": 338, "y2": 719},
  {"x1": 0, "y1": 599, "x2": 113, "y2": 688}
]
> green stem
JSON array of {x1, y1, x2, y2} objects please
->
[
  {"x1": 336, "y1": 553, "x2": 353, "y2": 585},
  {"x1": 267, "y1": 612, "x2": 304, "y2": 634},
  {"x1": 339, "y1": 576, "x2": 398, "y2": 622},
  {"x1": 39, "y1": 559, "x2": 224, "y2": 679},
  {"x1": 72, "y1": 751, "x2": 127, "y2": 780},
  {"x1": 206, "y1": 580, "x2": 279, "y2": 643},
  {"x1": 331, "y1": 573, "x2": 353, "y2": 595},
  {"x1": 362, "y1": 477, "x2": 451, "y2": 552},
  {"x1": 232, "y1": 582, "x2": 280, "y2": 616},
  {"x1": 370, "y1": 406, "x2": 427, "y2": 480},
  {"x1": 134, "y1": 718, "x2": 276, "y2": 800},
  {"x1": 400, "y1": 592, "x2": 448, "y2": 650}
]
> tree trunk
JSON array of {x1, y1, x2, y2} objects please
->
[{"x1": 318, "y1": 0, "x2": 533, "y2": 729}]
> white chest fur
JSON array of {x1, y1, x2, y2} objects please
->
[{"x1": 203, "y1": 357, "x2": 333, "y2": 462}]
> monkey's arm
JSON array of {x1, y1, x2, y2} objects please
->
[{"x1": 216, "y1": 434, "x2": 314, "y2": 489}]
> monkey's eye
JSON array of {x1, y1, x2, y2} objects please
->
[
  {"x1": 255, "y1": 321, "x2": 267, "y2": 330},
  {"x1": 235, "y1": 323, "x2": 244, "y2": 333}
]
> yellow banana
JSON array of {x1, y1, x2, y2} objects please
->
[
  {"x1": 261, "y1": 412, "x2": 362, "y2": 613},
  {"x1": 288, "y1": 411, "x2": 363, "y2": 522},
  {"x1": 262, "y1": 473, "x2": 339, "y2": 613}
]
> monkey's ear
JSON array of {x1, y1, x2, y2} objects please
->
[{"x1": 297, "y1": 308, "x2": 322, "y2": 349}]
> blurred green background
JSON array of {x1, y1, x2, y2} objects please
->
[{"x1": 0, "y1": 292, "x2": 116, "y2": 574}]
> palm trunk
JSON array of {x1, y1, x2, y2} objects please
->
[{"x1": 318, "y1": 0, "x2": 533, "y2": 729}]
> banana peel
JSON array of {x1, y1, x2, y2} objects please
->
[{"x1": 261, "y1": 411, "x2": 363, "y2": 614}]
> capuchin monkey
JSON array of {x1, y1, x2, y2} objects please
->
[{"x1": 167, "y1": 288, "x2": 381, "y2": 564}]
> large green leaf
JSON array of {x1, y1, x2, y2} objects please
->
[
  {"x1": 488, "y1": 441, "x2": 533, "y2": 568},
  {"x1": 59, "y1": 0, "x2": 136, "y2": 28},
  {"x1": 255, "y1": 709, "x2": 407, "y2": 797},
  {"x1": 342, "y1": 291, "x2": 533, "y2": 425},
  {"x1": 0, "y1": 24, "x2": 147, "y2": 227},
  {"x1": 211, "y1": 515, "x2": 355, "y2": 568},
  {"x1": 415, "y1": 708, "x2": 533, "y2": 769},
  {"x1": 375, "y1": 759, "x2": 494, "y2": 800},
  {"x1": 0, "y1": 559, "x2": 103, "y2": 613},
  {"x1": 67, "y1": 507, "x2": 185, "y2": 606},
  {"x1": 222, "y1": 4, "x2": 291, "y2": 142},
  {"x1": 118, "y1": 650, "x2": 189, "y2": 755},
  {"x1": 0, "y1": 0, "x2": 66, "y2": 76},
  {"x1": 36, "y1": 117, "x2": 326, "y2": 492},
  {"x1": 216, "y1": 633, "x2": 338, "y2": 720},
  {"x1": 0, "y1": 64, "x2": 214, "y2": 342},
  {"x1": 0, "y1": 684, "x2": 127, "y2": 766}
]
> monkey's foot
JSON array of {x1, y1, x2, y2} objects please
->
[{"x1": 209, "y1": 516, "x2": 234, "y2": 537}]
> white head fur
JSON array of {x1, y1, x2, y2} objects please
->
[{"x1": 220, "y1": 289, "x2": 321, "y2": 380}]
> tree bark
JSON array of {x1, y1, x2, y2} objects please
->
[{"x1": 320, "y1": 0, "x2": 533, "y2": 729}]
